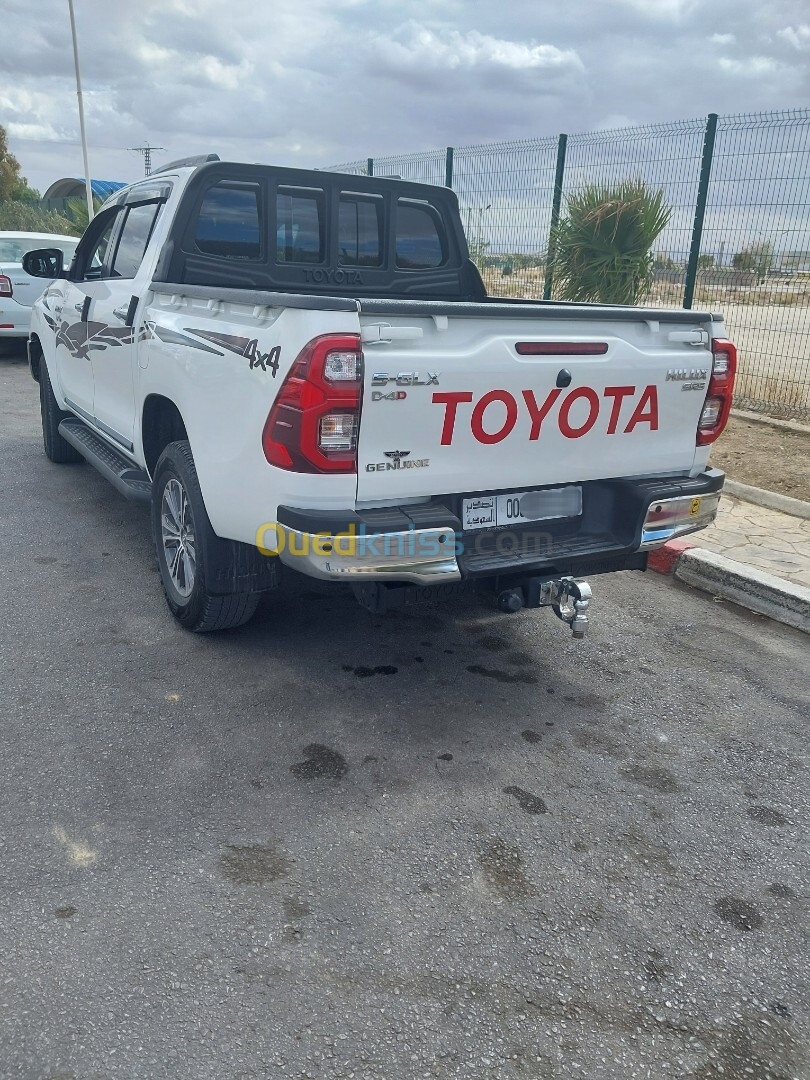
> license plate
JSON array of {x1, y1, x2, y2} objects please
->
[{"x1": 462, "y1": 486, "x2": 582, "y2": 531}]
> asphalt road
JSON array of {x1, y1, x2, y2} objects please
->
[{"x1": 1, "y1": 346, "x2": 808, "y2": 1080}]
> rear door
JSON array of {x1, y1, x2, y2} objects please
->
[
  {"x1": 90, "y1": 196, "x2": 166, "y2": 450},
  {"x1": 355, "y1": 311, "x2": 714, "y2": 502}
]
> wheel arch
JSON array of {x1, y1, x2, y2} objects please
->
[
  {"x1": 142, "y1": 394, "x2": 188, "y2": 478},
  {"x1": 28, "y1": 334, "x2": 43, "y2": 382}
]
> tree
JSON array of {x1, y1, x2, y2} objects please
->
[
  {"x1": 65, "y1": 195, "x2": 103, "y2": 233},
  {"x1": 732, "y1": 249, "x2": 753, "y2": 271},
  {"x1": 653, "y1": 254, "x2": 677, "y2": 271},
  {"x1": 0, "y1": 123, "x2": 42, "y2": 203},
  {"x1": 698, "y1": 254, "x2": 715, "y2": 270},
  {"x1": 0, "y1": 124, "x2": 22, "y2": 201},
  {"x1": 550, "y1": 180, "x2": 671, "y2": 305},
  {"x1": 732, "y1": 241, "x2": 773, "y2": 279},
  {"x1": 0, "y1": 201, "x2": 78, "y2": 234}
]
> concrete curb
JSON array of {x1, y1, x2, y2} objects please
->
[
  {"x1": 723, "y1": 479, "x2": 810, "y2": 521},
  {"x1": 731, "y1": 408, "x2": 810, "y2": 436},
  {"x1": 651, "y1": 545, "x2": 810, "y2": 634}
]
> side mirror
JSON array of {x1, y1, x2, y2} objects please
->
[{"x1": 21, "y1": 248, "x2": 65, "y2": 279}]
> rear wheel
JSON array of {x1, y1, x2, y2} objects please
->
[
  {"x1": 151, "y1": 440, "x2": 260, "y2": 632},
  {"x1": 40, "y1": 361, "x2": 82, "y2": 463}
]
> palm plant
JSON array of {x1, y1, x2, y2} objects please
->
[
  {"x1": 550, "y1": 180, "x2": 671, "y2": 305},
  {"x1": 65, "y1": 195, "x2": 103, "y2": 235}
]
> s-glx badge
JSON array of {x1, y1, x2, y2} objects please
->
[{"x1": 371, "y1": 372, "x2": 439, "y2": 386}]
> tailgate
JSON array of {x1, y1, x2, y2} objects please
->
[{"x1": 356, "y1": 311, "x2": 714, "y2": 502}]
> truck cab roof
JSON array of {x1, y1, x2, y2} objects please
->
[{"x1": 146, "y1": 160, "x2": 486, "y2": 302}]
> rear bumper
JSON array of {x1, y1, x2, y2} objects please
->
[
  {"x1": 0, "y1": 299, "x2": 30, "y2": 337},
  {"x1": 275, "y1": 468, "x2": 725, "y2": 584}
]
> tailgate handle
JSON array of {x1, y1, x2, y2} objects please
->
[
  {"x1": 667, "y1": 329, "x2": 708, "y2": 346},
  {"x1": 361, "y1": 322, "x2": 424, "y2": 345}
]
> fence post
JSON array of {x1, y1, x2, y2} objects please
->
[
  {"x1": 683, "y1": 113, "x2": 718, "y2": 309},
  {"x1": 543, "y1": 133, "x2": 568, "y2": 301},
  {"x1": 445, "y1": 146, "x2": 454, "y2": 188},
  {"x1": 366, "y1": 158, "x2": 374, "y2": 177}
]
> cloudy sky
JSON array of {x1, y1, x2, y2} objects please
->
[{"x1": 2, "y1": 0, "x2": 809, "y2": 194}]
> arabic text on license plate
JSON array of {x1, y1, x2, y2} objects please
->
[{"x1": 462, "y1": 486, "x2": 582, "y2": 531}]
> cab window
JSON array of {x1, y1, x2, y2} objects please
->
[
  {"x1": 109, "y1": 202, "x2": 163, "y2": 279},
  {"x1": 83, "y1": 220, "x2": 117, "y2": 280},
  {"x1": 395, "y1": 199, "x2": 446, "y2": 268},
  {"x1": 338, "y1": 193, "x2": 383, "y2": 266},
  {"x1": 195, "y1": 183, "x2": 261, "y2": 259},
  {"x1": 276, "y1": 186, "x2": 324, "y2": 264}
]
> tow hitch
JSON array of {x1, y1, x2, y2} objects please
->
[{"x1": 497, "y1": 576, "x2": 593, "y2": 640}]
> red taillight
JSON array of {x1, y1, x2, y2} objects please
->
[
  {"x1": 697, "y1": 338, "x2": 737, "y2": 446},
  {"x1": 515, "y1": 341, "x2": 608, "y2": 355},
  {"x1": 262, "y1": 333, "x2": 363, "y2": 472},
  {"x1": 0, "y1": 275, "x2": 13, "y2": 298}
]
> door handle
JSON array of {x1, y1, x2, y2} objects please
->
[
  {"x1": 361, "y1": 323, "x2": 424, "y2": 345},
  {"x1": 667, "y1": 329, "x2": 708, "y2": 346}
]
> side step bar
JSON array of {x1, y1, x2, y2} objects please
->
[{"x1": 58, "y1": 418, "x2": 151, "y2": 502}]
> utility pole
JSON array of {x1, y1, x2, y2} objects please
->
[
  {"x1": 67, "y1": 0, "x2": 94, "y2": 221},
  {"x1": 128, "y1": 143, "x2": 166, "y2": 176}
]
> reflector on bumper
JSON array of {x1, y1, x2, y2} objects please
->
[{"x1": 639, "y1": 492, "x2": 721, "y2": 549}]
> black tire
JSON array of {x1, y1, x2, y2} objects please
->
[
  {"x1": 151, "y1": 440, "x2": 260, "y2": 633},
  {"x1": 40, "y1": 361, "x2": 83, "y2": 463}
]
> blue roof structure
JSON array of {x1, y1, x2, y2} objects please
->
[
  {"x1": 86, "y1": 179, "x2": 127, "y2": 200},
  {"x1": 43, "y1": 177, "x2": 127, "y2": 201}
]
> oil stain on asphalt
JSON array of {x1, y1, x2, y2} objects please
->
[
  {"x1": 290, "y1": 743, "x2": 348, "y2": 780},
  {"x1": 620, "y1": 764, "x2": 682, "y2": 793},
  {"x1": 343, "y1": 664, "x2": 398, "y2": 677},
  {"x1": 713, "y1": 895, "x2": 764, "y2": 931},
  {"x1": 747, "y1": 805, "x2": 788, "y2": 826},
  {"x1": 466, "y1": 664, "x2": 537, "y2": 685},
  {"x1": 503, "y1": 786, "x2": 549, "y2": 815}
]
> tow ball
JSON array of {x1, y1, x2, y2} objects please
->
[{"x1": 497, "y1": 577, "x2": 593, "y2": 640}]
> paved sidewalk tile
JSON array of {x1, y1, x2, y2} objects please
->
[{"x1": 692, "y1": 494, "x2": 810, "y2": 588}]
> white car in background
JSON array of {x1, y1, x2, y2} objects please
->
[{"x1": 0, "y1": 232, "x2": 79, "y2": 342}]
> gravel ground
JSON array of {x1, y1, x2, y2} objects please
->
[{"x1": 1, "y1": 349, "x2": 809, "y2": 1080}]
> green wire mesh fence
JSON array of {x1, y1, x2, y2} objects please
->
[{"x1": 328, "y1": 109, "x2": 810, "y2": 420}]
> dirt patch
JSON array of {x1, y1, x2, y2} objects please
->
[{"x1": 710, "y1": 415, "x2": 810, "y2": 500}]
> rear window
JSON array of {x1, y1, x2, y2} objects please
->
[
  {"x1": 338, "y1": 193, "x2": 383, "y2": 266},
  {"x1": 195, "y1": 183, "x2": 261, "y2": 259},
  {"x1": 396, "y1": 199, "x2": 445, "y2": 268},
  {"x1": 276, "y1": 186, "x2": 324, "y2": 263},
  {"x1": 0, "y1": 237, "x2": 78, "y2": 263}
]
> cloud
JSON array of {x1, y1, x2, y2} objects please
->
[
  {"x1": 1, "y1": 0, "x2": 807, "y2": 195},
  {"x1": 778, "y1": 24, "x2": 810, "y2": 51},
  {"x1": 717, "y1": 56, "x2": 779, "y2": 76},
  {"x1": 616, "y1": 0, "x2": 698, "y2": 20},
  {"x1": 370, "y1": 24, "x2": 584, "y2": 76}
]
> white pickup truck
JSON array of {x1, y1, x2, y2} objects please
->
[{"x1": 24, "y1": 155, "x2": 735, "y2": 637}]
